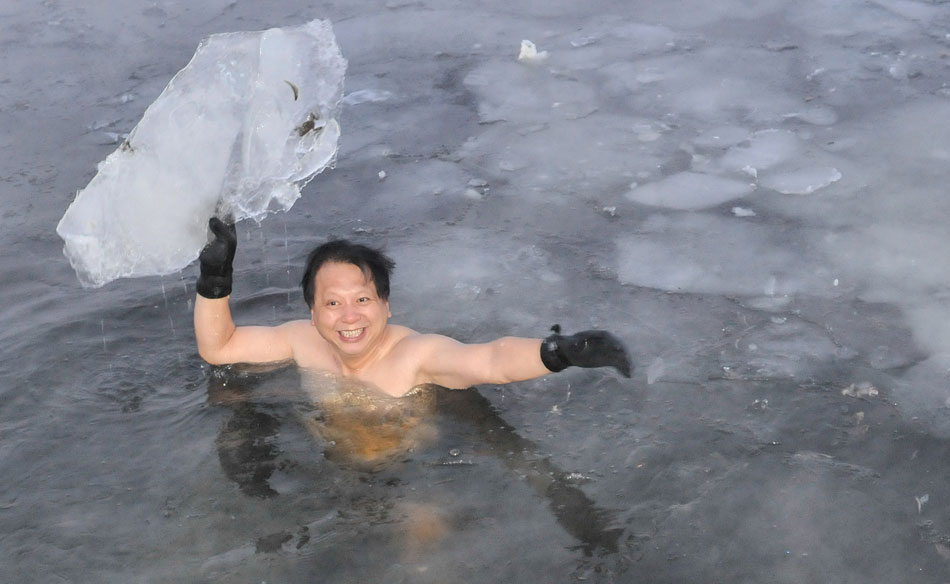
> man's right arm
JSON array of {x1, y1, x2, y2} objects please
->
[
  {"x1": 194, "y1": 295, "x2": 294, "y2": 365},
  {"x1": 193, "y1": 217, "x2": 294, "y2": 366}
]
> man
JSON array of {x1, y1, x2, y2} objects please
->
[{"x1": 194, "y1": 218, "x2": 632, "y2": 397}]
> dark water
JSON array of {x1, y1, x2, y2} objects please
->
[{"x1": 4, "y1": 0, "x2": 950, "y2": 582}]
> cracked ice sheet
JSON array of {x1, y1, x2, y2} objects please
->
[
  {"x1": 614, "y1": 213, "x2": 838, "y2": 298},
  {"x1": 626, "y1": 171, "x2": 755, "y2": 210},
  {"x1": 389, "y1": 227, "x2": 565, "y2": 335},
  {"x1": 760, "y1": 166, "x2": 842, "y2": 195},
  {"x1": 455, "y1": 113, "x2": 666, "y2": 202},
  {"x1": 612, "y1": 47, "x2": 806, "y2": 126},
  {"x1": 818, "y1": 99, "x2": 950, "y2": 358},
  {"x1": 694, "y1": 128, "x2": 845, "y2": 196},
  {"x1": 464, "y1": 60, "x2": 599, "y2": 125},
  {"x1": 718, "y1": 129, "x2": 805, "y2": 173}
]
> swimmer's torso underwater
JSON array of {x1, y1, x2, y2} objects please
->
[{"x1": 207, "y1": 363, "x2": 621, "y2": 556}]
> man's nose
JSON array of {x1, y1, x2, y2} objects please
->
[{"x1": 341, "y1": 303, "x2": 361, "y2": 321}]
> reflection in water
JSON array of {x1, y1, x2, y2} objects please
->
[
  {"x1": 206, "y1": 365, "x2": 621, "y2": 557},
  {"x1": 215, "y1": 403, "x2": 280, "y2": 499},
  {"x1": 433, "y1": 387, "x2": 622, "y2": 556},
  {"x1": 206, "y1": 365, "x2": 287, "y2": 499}
]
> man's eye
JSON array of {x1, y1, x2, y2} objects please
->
[
  {"x1": 327, "y1": 300, "x2": 338, "y2": 306},
  {"x1": 358, "y1": 297, "x2": 369, "y2": 303}
]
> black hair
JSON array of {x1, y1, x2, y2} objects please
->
[{"x1": 301, "y1": 239, "x2": 396, "y2": 308}]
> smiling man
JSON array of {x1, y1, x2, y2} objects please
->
[{"x1": 194, "y1": 218, "x2": 632, "y2": 397}]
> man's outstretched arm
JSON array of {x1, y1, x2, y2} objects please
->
[
  {"x1": 414, "y1": 326, "x2": 632, "y2": 389},
  {"x1": 193, "y1": 218, "x2": 293, "y2": 365},
  {"x1": 418, "y1": 335, "x2": 548, "y2": 389}
]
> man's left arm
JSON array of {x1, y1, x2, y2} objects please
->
[
  {"x1": 414, "y1": 335, "x2": 547, "y2": 389},
  {"x1": 414, "y1": 327, "x2": 632, "y2": 389}
]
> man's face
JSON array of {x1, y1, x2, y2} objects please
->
[{"x1": 310, "y1": 261, "x2": 390, "y2": 360}]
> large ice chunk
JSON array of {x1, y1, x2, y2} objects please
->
[{"x1": 56, "y1": 19, "x2": 346, "y2": 287}]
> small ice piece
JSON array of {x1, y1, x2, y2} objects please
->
[
  {"x1": 760, "y1": 167, "x2": 842, "y2": 195},
  {"x1": 720, "y1": 129, "x2": 802, "y2": 173},
  {"x1": 746, "y1": 296, "x2": 792, "y2": 311},
  {"x1": 56, "y1": 19, "x2": 346, "y2": 287},
  {"x1": 633, "y1": 123, "x2": 662, "y2": 142},
  {"x1": 646, "y1": 357, "x2": 665, "y2": 384},
  {"x1": 888, "y1": 62, "x2": 909, "y2": 80},
  {"x1": 105, "y1": 92, "x2": 137, "y2": 105},
  {"x1": 100, "y1": 132, "x2": 128, "y2": 145},
  {"x1": 87, "y1": 119, "x2": 115, "y2": 131},
  {"x1": 732, "y1": 206, "x2": 756, "y2": 217},
  {"x1": 693, "y1": 125, "x2": 750, "y2": 149},
  {"x1": 626, "y1": 171, "x2": 754, "y2": 210},
  {"x1": 564, "y1": 472, "x2": 592, "y2": 483},
  {"x1": 200, "y1": 543, "x2": 257, "y2": 572},
  {"x1": 343, "y1": 88, "x2": 394, "y2": 105},
  {"x1": 377, "y1": 170, "x2": 387, "y2": 180},
  {"x1": 841, "y1": 382, "x2": 879, "y2": 398},
  {"x1": 784, "y1": 106, "x2": 838, "y2": 126},
  {"x1": 764, "y1": 40, "x2": 798, "y2": 52},
  {"x1": 916, "y1": 493, "x2": 929, "y2": 514},
  {"x1": 570, "y1": 36, "x2": 598, "y2": 48},
  {"x1": 517, "y1": 39, "x2": 549, "y2": 64}
]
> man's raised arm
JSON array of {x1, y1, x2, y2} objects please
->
[{"x1": 193, "y1": 218, "x2": 293, "y2": 365}]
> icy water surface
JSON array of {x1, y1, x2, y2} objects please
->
[{"x1": 4, "y1": 0, "x2": 950, "y2": 582}]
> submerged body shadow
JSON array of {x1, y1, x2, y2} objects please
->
[{"x1": 206, "y1": 366, "x2": 621, "y2": 556}]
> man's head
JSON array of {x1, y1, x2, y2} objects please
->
[{"x1": 301, "y1": 239, "x2": 396, "y2": 308}]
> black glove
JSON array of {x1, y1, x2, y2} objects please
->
[
  {"x1": 196, "y1": 217, "x2": 236, "y2": 299},
  {"x1": 540, "y1": 324, "x2": 632, "y2": 378}
]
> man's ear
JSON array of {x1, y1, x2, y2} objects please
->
[
  {"x1": 385, "y1": 300, "x2": 391, "y2": 318},
  {"x1": 310, "y1": 308, "x2": 316, "y2": 326}
]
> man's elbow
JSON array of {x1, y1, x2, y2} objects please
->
[{"x1": 197, "y1": 344, "x2": 232, "y2": 365}]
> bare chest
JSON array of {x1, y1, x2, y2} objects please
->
[
  {"x1": 292, "y1": 334, "x2": 421, "y2": 397},
  {"x1": 354, "y1": 366, "x2": 419, "y2": 397}
]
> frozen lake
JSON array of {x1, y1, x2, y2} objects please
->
[{"x1": 3, "y1": 0, "x2": 950, "y2": 581}]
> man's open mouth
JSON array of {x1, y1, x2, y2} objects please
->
[{"x1": 339, "y1": 328, "x2": 365, "y2": 339}]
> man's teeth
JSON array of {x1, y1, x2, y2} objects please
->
[{"x1": 340, "y1": 328, "x2": 364, "y2": 338}]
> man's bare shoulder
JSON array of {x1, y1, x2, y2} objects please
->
[
  {"x1": 388, "y1": 327, "x2": 459, "y2": 351},
  {"x1": 379, "y1": 328, "x2": 469, "y2": 390},
  {"x1": 273, "y1": 319, "x2": 336, "y2": 368},
  {"x1": 275, "y1": 319, "x2": 320, "y2": 337},
  {"x1": 386, "y1": 329, "x2": 468, "y2": 374}
]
